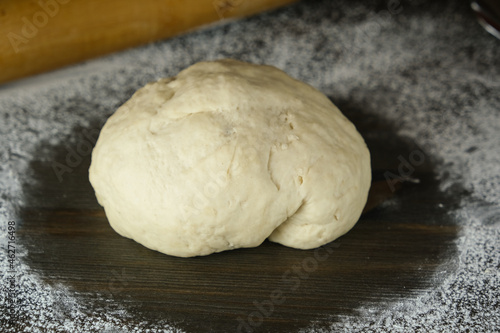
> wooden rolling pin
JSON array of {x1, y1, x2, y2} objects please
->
[{"x1": 0, "y1": 0, "x2": 298, "y2": 85}]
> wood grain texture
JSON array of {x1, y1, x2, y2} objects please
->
[
  {"x1": 0, "y1": 0, "x2": 298, "y2": 84},
  {"x1": 15, "y1": 101, "x2": 462, "y2": 332}
]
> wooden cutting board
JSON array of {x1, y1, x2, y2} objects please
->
[{"x1": 14, "y1": 100, "x2": 460, "y2": 332}]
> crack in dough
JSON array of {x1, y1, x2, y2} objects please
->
[{"x1": 267, "y1": 147, "x2": 280, "y2": 191}]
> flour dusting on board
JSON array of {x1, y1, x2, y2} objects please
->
[{"x1": 1, "y1": 0, "x2": 499, "y2": 331}]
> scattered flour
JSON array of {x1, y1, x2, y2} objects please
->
[{"x1": 1, "y1": 0, "x2": 499, "y2": 331}]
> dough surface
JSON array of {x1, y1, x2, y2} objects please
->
[{"x1": 89, "y1": 59, "x2": 371, "y2": 257}]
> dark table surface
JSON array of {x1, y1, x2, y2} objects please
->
[{"x1": 1, "y1": 0, "x2": 499, "y2": 332}]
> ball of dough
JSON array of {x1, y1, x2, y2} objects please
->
[{"x1": 89, "y1": 59, "x2": 371, "y2": 257}]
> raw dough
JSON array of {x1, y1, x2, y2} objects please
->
[{"x1": 89, "y1": 59, "x2": 371, "y2": 257}]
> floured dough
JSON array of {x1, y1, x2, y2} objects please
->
[{"x1": 89, "y1": 59, "x2": 371, "y2": 257}]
